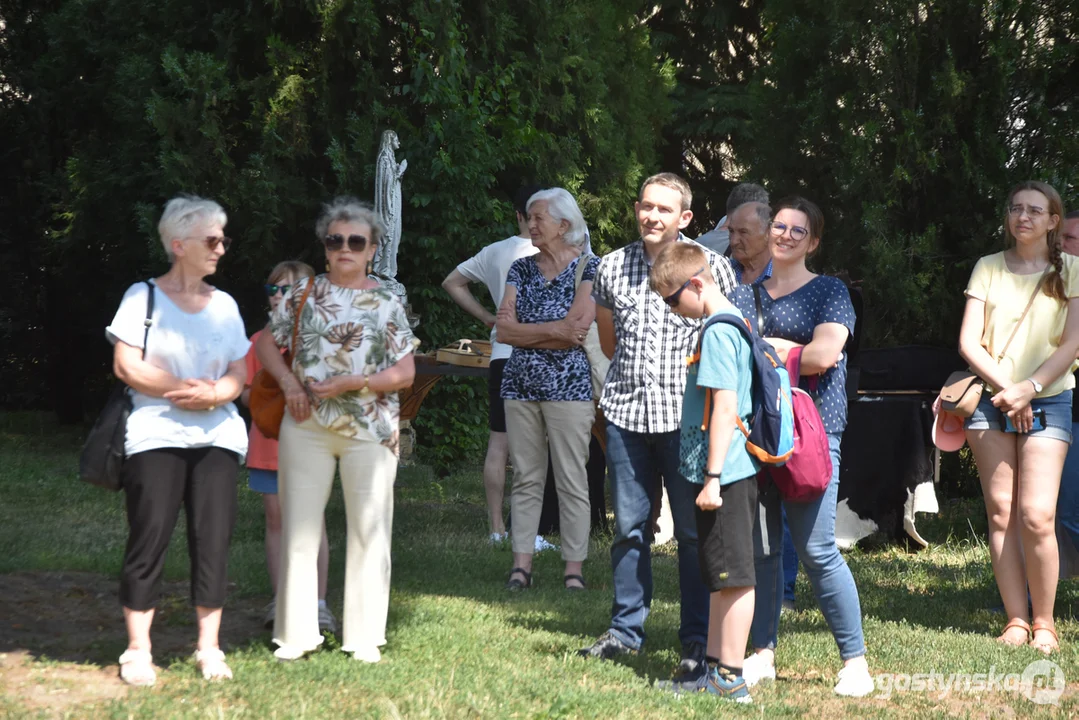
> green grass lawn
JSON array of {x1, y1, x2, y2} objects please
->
[{"x1": 1, "y1": 411, "x2": 1078, "y2": 718}]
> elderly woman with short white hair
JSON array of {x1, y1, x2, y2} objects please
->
[
  {"x1": 106, "y1": 195, "x2": 250, "y2": 686},
  {"x1": 257, "y1": 196, "x2": 417, "y2": 663},
  {"x1": 496, "y1": 187, "x2": 599, "y2": 591}
]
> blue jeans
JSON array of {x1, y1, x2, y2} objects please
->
[
  {"x1": 1059, "y1": 421, "x2": 1079, "y2": 554},
  {"x1": 606, "y1": 422, "x2": 709, "y2": 650},
  {"x1": 751, "y1": 433, "x2": 866, "y2": 661}
]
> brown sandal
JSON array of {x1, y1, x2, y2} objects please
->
[
  {"x1": 1029, "y1": 622, "x2": 1059, "y2": 655},
  {"x1": 997, "y1": 618, "x2": 1031, "y2": 646}
]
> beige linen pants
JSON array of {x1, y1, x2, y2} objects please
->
[
  {"x1": 505, "y1": 399, "x2": 595, "y2": 560},
  {"x1": 275, "y1": 415, "x2": 397, "y2": 654}
]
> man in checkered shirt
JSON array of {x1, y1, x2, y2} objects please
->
[{"x1": 579, "y1": 173, "x2": 737, "y2": 678}]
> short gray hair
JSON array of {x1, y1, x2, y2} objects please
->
[
  {"x1": 725, "y1": 183, "x2": 769, "y2": 216},
  {"x1": 157, "y1": 195, "x2": 227, "y2": 262},
  {"x1": 315, "y1": 196, "x2": 387, "y2": 245},
  {"x1": 733, "y1": 201, "x2": 772, "y2": 232},
  {"x1": 526, "y1": 187, "x2": 587, "y2": 249}
]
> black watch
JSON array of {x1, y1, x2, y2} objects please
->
[{"x1": 704, "y1": 470, "x2": 722, "y2": 479}]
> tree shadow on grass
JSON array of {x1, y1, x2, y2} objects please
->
[{"x1": 0, "y1": 569, "x2": 310, "y2": 667}]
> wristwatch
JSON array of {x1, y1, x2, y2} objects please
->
[
  {"x1": 1028, "y1": 378, "x2": 1043, "y2": 394},
  {"x1": 704, "y1": 470, "x2": 722, "y2": 479},
  {"x1": 360, "y1": 374, "x2": 372, "y2": 395}
]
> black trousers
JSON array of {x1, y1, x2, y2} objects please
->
[{"x1": 120, "y1": 446, "x2": 239, "y2": 610}]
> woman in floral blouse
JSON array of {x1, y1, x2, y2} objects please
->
[{"x1": 256, "y1": 197, "x2": 417, "y2": 664}]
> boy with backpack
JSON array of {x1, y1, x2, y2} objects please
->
[{"x1": 649, "y1": 242, "x2": 776, "y2": 703}]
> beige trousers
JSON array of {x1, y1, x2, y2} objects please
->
[
  {"x1": 505, "y1": 399, "x2": 595, "y2": 561},
  {"x1": 275, "y1": 415, "x2": 397, "y2": 654}
]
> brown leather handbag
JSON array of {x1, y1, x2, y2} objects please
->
[
  {"x1": 250, "y1": 280, "x2": 315, "y2": 439},
  {"x1": 940, "y1": 271, "x2": 1048, "y2": 418}
]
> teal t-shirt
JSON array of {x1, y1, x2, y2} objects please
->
[{"x1": 678, "y1": 308, "x2": 760, "y2": 486}]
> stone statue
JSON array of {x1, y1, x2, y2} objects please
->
[{"x1": 374, "y1": 130, "x2": 407, "y2": 280}]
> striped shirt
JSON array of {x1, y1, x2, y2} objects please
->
[{"x1": 592, "y1": 235, "x2": 737, "y2": 434}]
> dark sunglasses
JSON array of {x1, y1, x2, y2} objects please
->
[
  {"x1": 662, "y1": 266, "x2": 706, "y2": 308},
  {"x1": 264, "y1": 283, "x2": 291, "y2": 297},
  {"x1": 324, "y1": 234, "x2": 368, "y2": 252},
  {"x1": 204, "y1": 235, "x2": 233, "y2": 252}
]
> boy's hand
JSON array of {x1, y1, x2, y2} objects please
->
[{"x1": 696, "y1": 478, "x2": 722, "y2": 511}]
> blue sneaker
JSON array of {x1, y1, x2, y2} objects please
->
[{"x1": 705, "y1": 666, "x2": 753, "y2": 704}]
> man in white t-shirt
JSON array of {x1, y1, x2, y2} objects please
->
[{"x1": 442, "y1": 185, "x2": 542, "y2": 541}]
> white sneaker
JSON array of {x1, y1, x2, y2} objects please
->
[
  {"x1": 273, "y1": 645, "x2": 308, "y2": 662},
  {"x1": 834, "y1": 663, "x2": 875, "y2": 697},
  {"x1": 534, "y1": 535, "x2": 559, "y2": 553},
  {"x1": 742, "y1": 653, "x2": 776, "y2": 688},
  {"x1": 488, "y1": 531, "x2": 508, "y2": 545},
  {"x1": 351, "y1": 646, "x2": 382, "y2": 663}
]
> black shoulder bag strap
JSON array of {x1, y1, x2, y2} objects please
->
[
  {"x1": 752, "y1": 284, "x2": 766, "y2": 335},
  {"x1": 142, "y1": 280, "x2": 155, "y2": 359}
]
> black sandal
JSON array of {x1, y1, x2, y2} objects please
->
[
  {"x1": 506, "y1": 567, "x2": 533, "y2": 591},
  {"x1": 564, "y1": 574, "x2": 587, "y2": 591}
]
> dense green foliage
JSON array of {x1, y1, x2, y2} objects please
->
[
  {"x1": 4, "y1": 0, "x2": 1079, "y2": 469},
  {"x1": 1, "y1": 0, "x2": 666, "y2": 466}
]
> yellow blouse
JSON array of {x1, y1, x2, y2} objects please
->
[{"x1": 965, "y1": 252, "x2": 1079, "y2": 397}]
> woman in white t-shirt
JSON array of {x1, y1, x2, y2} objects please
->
[{"x1": 106, "y1": 195, "x2": 250, "y2": 686}]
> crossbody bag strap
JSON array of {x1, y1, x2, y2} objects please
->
[
  {"x1": 573, "y1": 252, "x2": 593, "y2": 289},
  {"x1": 141, "y1": 280, "x2": 155, "y2": 360},
  {"x1": 289, "y1": 278, "x2": 316, "y2": 371},
  {"x1": 996, "y1": 271, "x2": 1049, "y2": 361},
  {"x1": 752, "y1": 284, "x2": 766, "y2": 336}
]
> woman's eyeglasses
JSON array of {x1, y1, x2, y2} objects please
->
[
  {"x1": 264, "y1": 283, "x2": 291, "y2": 297},
  {"x1": 770, "y1": 222, "x2": 809, "y2": 242},
  {"x1": 190, "y1": 235, "x2": 233, "y2": 252},
  {"x1": 324, "y1": 234, "x2": 368, "y2": 252},
  {"x1": 1008, "y1": 204, "x2": 1046, "y2": 219},
  {"x1": 663, "y1": 266, "x2": 706, "y2": 308}
]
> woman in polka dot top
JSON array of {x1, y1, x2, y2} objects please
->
[{"x1": 730, "y1": 196, "x2": 872, "y2": 698}]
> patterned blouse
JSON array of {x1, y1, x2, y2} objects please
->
[
  {"x1": 731, "y1": 276, "x2": 856, "y2": 434},
  {"x1": 500, "y1": 254, "x2": 601, "y2": 402},
  {"x1": 270, "y1": 275, "x2": 418, "y2": 455}
]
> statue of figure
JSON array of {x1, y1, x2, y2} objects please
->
[{"x1": 374, "y1": 130, "x2": 407, "y2": 279}]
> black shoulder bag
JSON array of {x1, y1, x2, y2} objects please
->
[{"x1": 78, "y1": 281, "x2": 155, "y2": 491}]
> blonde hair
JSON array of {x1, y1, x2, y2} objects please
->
[
  {"x1": 649, "y1": 243, "x2": 711, "y2": 294},
  {"x1": 267, "y1": 260, "x2": 315, "y2": 285}
]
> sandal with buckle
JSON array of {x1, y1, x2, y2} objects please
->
[
  {"x1": 118, "y1": 648, "x2": 156, "y2": 687},
  {"x1": 997, "y1": 618, "x2": 1031, "y2": 646},
  {"x1": 506, "y1": 567, "x2": 532, "y2": 591},
  {"x1": 194, "y1": 648, "x2": 233, "y2": 681},
  {"x1": 1030, "y1": 622, "x2": 1059, "y2": 655},
  {"x1": 563, "y1": 574, "x2": 587, "y2": 591}
]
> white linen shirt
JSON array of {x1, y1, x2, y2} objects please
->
[
  {"x1": 455, "y1": 235, "x2": 539, "y2": 360},
  {"x1": 106, "y1": 282, "x2": 251, "y2": 460}
]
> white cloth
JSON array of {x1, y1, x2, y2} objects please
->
[
  {"x1": 455, "y1": 235, "x2": 538, "y2": 360},
  {"x1": 106, "y1": 282, "x2": 251, "y2": 460}
]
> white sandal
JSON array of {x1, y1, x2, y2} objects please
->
[
  {"x1": 118, "y1": 648, "x2": 156, "y2": 687},
  {"x1": 194, "y1": 648, "x2": 233, "y2": 681}
]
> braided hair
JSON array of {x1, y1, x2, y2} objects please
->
[{"x1": 1004, "y1": 181, "x2": 1066, "y2": 303}]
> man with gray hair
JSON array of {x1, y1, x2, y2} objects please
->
[
  {"x1": 695, "y1": 182, "x2": 770, "y2": 256},
  {"x1": 727, "y1": 201, "x2": 773, "y2": 286}
]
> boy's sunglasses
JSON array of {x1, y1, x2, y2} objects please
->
[
  {"x1": 264, "y1": 283, "x2": 291, "y2": 297},
  {"x1": 324, "y1": 234, "x2": 368, "y2": 252},
  {"x1": 663, "y1": 266, "x2": 706, "y2": 308}
]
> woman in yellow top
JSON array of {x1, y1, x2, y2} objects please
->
[{"x1": 959, "y1": 181, "x2": 1079, "y2": 654}]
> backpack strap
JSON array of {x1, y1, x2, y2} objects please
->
[
  {"x1": 141, "y1": 281, "x2": 156, "y2": 360},
  {"x1": 690, "y1": 313, "x2": 756, "y2": 433}
]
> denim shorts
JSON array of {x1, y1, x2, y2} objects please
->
[
  {"x1": 964, "y1": 390, "x2": 1072, "y2": 443},
  {"x1": 248, "y1": 468, "x2": 279, "y2": 494}
]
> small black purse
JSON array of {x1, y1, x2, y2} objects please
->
[{"x1": 78, "y1": 281, "x2": 155, "y2": 491}]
